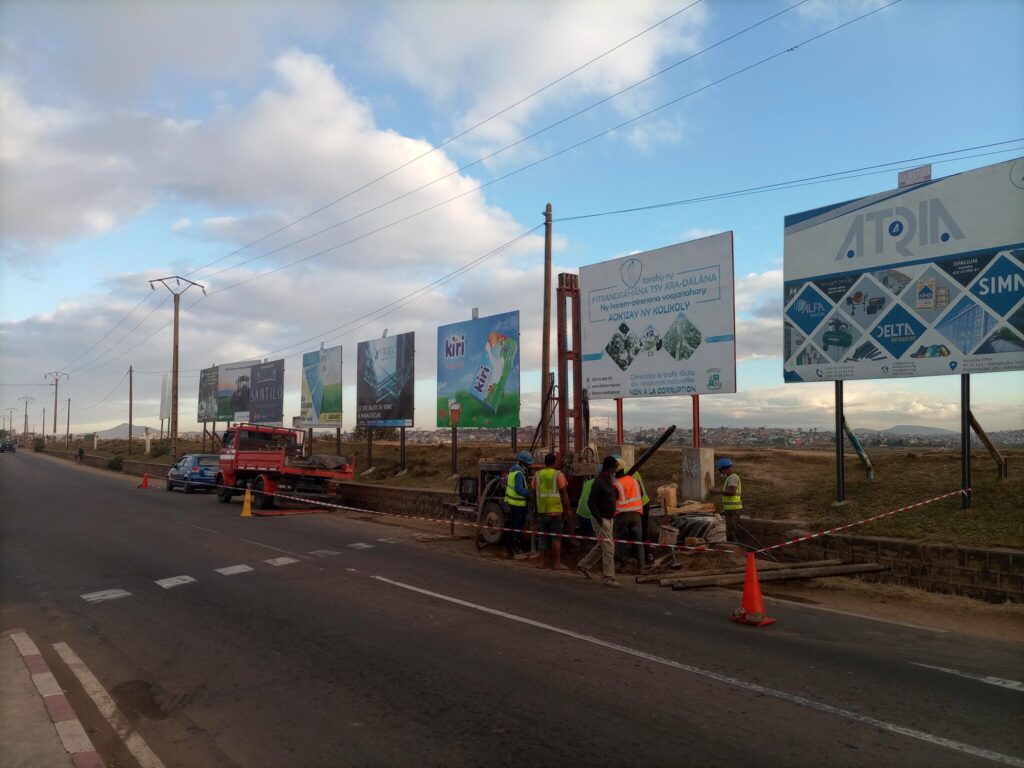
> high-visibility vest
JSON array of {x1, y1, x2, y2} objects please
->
[
  {"x1": 505, "y1": 468, "x2": 527, "y2": 507},
  {"x1": 576, "y1": 478, "x2": 594, "y2": 520},
  {"x1": 722, "y1": 473, "x2": 742, "y2": 511},
  {"x1": 535, "y1": 467, "x2": 563, "y2": 514},
  {"x1": 614, "y1": 474, "x2": 643, "y2": 515},
  {"x1": 634, "y1": 471, "x2": 650, "y2": 506}
]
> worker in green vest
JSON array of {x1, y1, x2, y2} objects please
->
[
  {"x1": 575, "y1": 477, "x2": 595, "y2": 540},
  {"x1": 504, "y1": 450, "x2": 533, "y2": 555},
  {"x1": 709, "y1": 457, "x2": 742, "y2": 541},
  {"x1": 531, "y1": 452, "x2": 571, "y2": 569}
]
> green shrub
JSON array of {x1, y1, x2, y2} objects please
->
[
  {"x1": 150, "y1": 440, "x2": 170, "y2": 458},
  {"x1": 33, "y1": 438, "x2": 45, "y2": 452},
  {"x1": 107, "y1": 456, "x2": 123, "y2": 472}
]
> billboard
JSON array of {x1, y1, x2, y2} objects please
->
[
  {"x1": 248, "y1": 360, "x2": 285, "y2": 424},
  {"x1": 196, "y1": 359, "x2": 284, "y2": 423},
  {"x1": 436, "y1": 311, "x2": 520, "y2": 428},
  {"x1": 299, "y1": 345, "x2": 343, "y2": 427},
  {"x1": 159, "y1": 373, "x2": 171, "y2": 421},
  {"x1": 783, "y1": 159, "x2": 1024, "y2": 383},
  {"x1": 579, "y1": 232, "x2": 737, "y2": 399},
  {"x1": 197, "y1": 366, "x2": 219, "y2": 421},
  {"x1": 356, "y1": 332, "x2": 415, "y2": 427}
]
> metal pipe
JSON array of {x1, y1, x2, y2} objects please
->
[{"x1": 626, "y1": 424, "x2": 677, "y2": 477}]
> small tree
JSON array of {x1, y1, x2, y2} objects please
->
[{"x1": 351, "y1": 426, "x2": 398, "y2": 441}]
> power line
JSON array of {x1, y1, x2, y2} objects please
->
[
  {"x1": 79, "y1": 369, "x2": 130, "y2": 410},
  {"x1": 60, "y1": 292, "x2": 158, "y2": 370},
  {"x1": 183, "y1": 1, "x2": 706, "y2": 283},
  {"x1": 70, "y1": 295, "x2": 170, "y2": 374}
]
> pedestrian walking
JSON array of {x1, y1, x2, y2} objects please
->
[
  {"x1": 577, "y1": 456, "x2": 621, "y2": 587},
  {"x1": 77, "y1": 446, "x2": 84, "y2": 463}
]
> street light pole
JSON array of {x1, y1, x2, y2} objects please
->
[{"x1": 149, "y1": 276, "x2": 205, "y2": 461}]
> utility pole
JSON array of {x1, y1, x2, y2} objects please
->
[
  {"x1": 43, "y1": 371, "x2": 68, "y2": 437},
  {"x1": 66, "y1": 398, "x2": 71, "y2": 447},
  {"x1": 128, "y1": 365, "x2": 133, "y2": 454},
  {"x1": 150, "y1": 276, "x2": 205, "y2": 460},
  {"x1": 4, "y1": 408, "x2": 14, "y2": 437},
  {"x1": 19, "y1": 396, "x2": 34, "y2": 447},
  {"x1": 540, "y1": 202, "x2": 553, "y2": 450},
  {"x1": 42, "y1": 407, "x2": 46, "y2": 443}
]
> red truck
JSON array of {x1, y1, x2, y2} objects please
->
[{"x1": 215, "y1": 423, "x2": 355, "y2": 509}]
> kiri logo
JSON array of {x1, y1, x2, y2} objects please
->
[
  {"x1": 836, "y1": 198, "x2": 965, "y2": 260},
  {"x1": 444, "y1": 333, "x2": 466, "y2": 360},
  {"x1": 472, "y1": 364, "x2": 491, "y2": 394}
]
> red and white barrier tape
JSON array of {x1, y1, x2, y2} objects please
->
[{"x1": 754, "y1": 488, "x2": 969, "y2": 554}]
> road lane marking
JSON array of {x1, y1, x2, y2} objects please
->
[
  {"x1": 173, "y1": 521, "x2": 219, "y2": 533},
  {"x1": 265, "y1": 557, "x2": 299, "y2": 567},
  {"x1": 81, "y1": 589, "x2": 131, "y2": 604},
  {"x1": 754, "y1": 593, "x2": 948, "y2": 634},
  {"x1": 154, "y1": 575, "x2": 196, "y2": 589},
  {"x1": 377, "y1": 538, "x2": 403, "y2": 544},
  {"x1": 347, "y1": 542, "x2": 375, "y2": 550},
  {"x1": 53, "y1": 642, "x2": 166, "y2": 768},
  {"x1": 308, "y1": 549, "x2": 341, "y2": 557},
  {"x1": 373, "y1": 575, "x2": 1024, "y2": 768},
  {"x1": 238, "y1": 538, "x2": 305, "y2": 557},
  {"x1": 910, "y1": 662, "x2": 1024, "y2": 693},
  {"x1": 345, "y1": 568, "x2": 357, "y2": 572},
  {"x1": 216, "y1": 564, "x2": 254, "y2": 575}
]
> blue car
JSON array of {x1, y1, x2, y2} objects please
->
[{"x1": 166, "y1": 453, "x2": 220, "y2": 493}]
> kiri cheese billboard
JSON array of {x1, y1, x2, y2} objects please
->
[
  {"x1": 436, "y1": 311, "x2": 520, "y2": 428},
  {"x1": 783, "y1": 158, "x2": 1024, "y2": 383},
  {"x1": 579, "y1": 232, "x2": 737, "y2": 399}
]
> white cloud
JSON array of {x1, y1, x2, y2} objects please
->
[{"x1": 171, "y1": 217, "x2": 191, "y2": 232}]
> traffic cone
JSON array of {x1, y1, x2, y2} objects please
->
[
  {"x1": 138, "y1": 473, "x2": 149, "y2": 489},
  {"x1": 731, "y1": 553, "x2": 776, "y2": 627},
  {"x1": 240, "y1": 488, "x2": 252, "y2": 518}
]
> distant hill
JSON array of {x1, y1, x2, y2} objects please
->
[
  {"x1": 884, "y1": 424, "x2": 959, "y2": 436},
  {"x1": 94, "y1": 423, "x2": 157, "y2": 439}
]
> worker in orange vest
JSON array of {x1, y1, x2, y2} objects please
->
[{"x1": 613, "y1": 458, "x2": 646, "y2": 571}]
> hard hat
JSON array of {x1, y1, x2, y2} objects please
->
[
  {"x1": 517, "y1": 450, "x2": 534, "y2": 464},
  {"x1": 615, "y1": 456, "x2": 628, "y2": 471},
  {"x1": 716, "y1": 457, "x2": 733, "y2": 471}
]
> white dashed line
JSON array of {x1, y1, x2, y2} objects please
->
[
  {"x1": 173, "y1": 521, "x2": 218, "y2": 534},
  {"x1": 345, "y1": 568, "x2": 357, "y2": 572},
  {"x1": 216, "y1": 564, "x2": 254, "y2": 575},
  {"x1": 81, "y1": 589, "x2": 132, "y2": 604},
  {"x1": 265, "y1": 557, "x2": 299, "y2": 567},
  {"x1": 910, "y1": 662, "x2": 1024, "y2": 693},
  {"x1": 308, "y1": 549, "x2": 340, "y2": 557},
  {"x1": 347, "y1": 542, "x2": 375, "y2": 550},
  {"x1": 377, "y1": 538, "x2": 403, "y2": 544},
  {"x1": 154, "y1": 575, "x2": 196, "y2": 589},
  {"x1": 239, "y1": 538, "x2": 304, "y2": 557}
]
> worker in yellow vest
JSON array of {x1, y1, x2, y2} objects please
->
[
  {"x1": 709, "y1": 457, "x2": 742, "y2": 541},
  {"x1": 531, "y1": 453, "x2": 571, "y2": 569},
  {"x1": 613, "y1": 459, "x2": 646, "y2": 570},
  {"x1": 504, "y1": 450, "x2": 533, "y2": 555}
]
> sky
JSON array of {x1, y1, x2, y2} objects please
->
[{"x1": 1, "y1": 0, "x2": 1022, "y2": 436}]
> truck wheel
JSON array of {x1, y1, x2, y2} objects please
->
[
  {"x1": 216, "y1": 476, "x2": 233, "y2": 504},
  {"x1": 253, "y1": 477, "x2": 275, "y2": 510},
  {"x1": 476, "y1": 499, "x2": 506, "y2": 550}
]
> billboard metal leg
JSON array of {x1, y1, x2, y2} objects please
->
[
  {"x1": 400, "y1": 427, "x2": 407, "y2": 472},
  {"x1": 367, "y1": 430, "x2": 373, "y2": 469},
  {"x1": 336, "y1": 427, "x2": 341, "y2": 456},
  {"x1": 835, "y1": 381, "x2": 845, "y2": 503},
  {"x1": 511, "y1": 426, "x2": 517, "y2": 453},
  {"x1": 692, "y1": 395, "x2": 700, "y2": 448},
  {"x1": 616, "y1": 398, "x2": 624, "y2": 444},
  {"x1": 961, "y1": 374, "x2": 971, "y2": 509},
  {"x1": 451, "y1": 427, "x2": 458, "y2": 476}
]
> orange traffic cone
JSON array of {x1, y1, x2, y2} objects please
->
[
  {"x1": 731, "y1": 553, "x2": 776, "y2": 627},
  {"x1": 138, "y1": 473, "x2": 149, "y2": 489}
]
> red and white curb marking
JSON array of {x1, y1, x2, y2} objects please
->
[{"x1": 8, "y1": 631, "x2": 106, "y2": 768}]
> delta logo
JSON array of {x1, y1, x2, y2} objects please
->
[{"x1": 871, "y1": 305, "x2": 925, "y2": 359}]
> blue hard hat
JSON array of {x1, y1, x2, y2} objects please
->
[
  {"x1": 517, "y1": 450, "x2": 534, "y2": 464},
  {"x1": 716, "y1": 457, "x2": 733, "y2": 471}
]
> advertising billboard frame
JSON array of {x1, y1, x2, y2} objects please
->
[
  {"x1": 356, "y1": 332, "x2": 415, "y2": 428},
  {"x1": 298, "y1": 344, "x2": 344, "y2": 428}
]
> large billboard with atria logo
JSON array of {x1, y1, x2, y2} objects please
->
[{"x1": 783, "y1": 158, "x2": 1024, "y2": 383}]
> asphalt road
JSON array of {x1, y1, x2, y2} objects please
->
[{"x1": 2, "y1": 451, "x2": 1022, "y2": 768}]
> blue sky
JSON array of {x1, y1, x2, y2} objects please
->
[{"x1": 1, "y1": 0, "x2": 1021, "y2": 434}]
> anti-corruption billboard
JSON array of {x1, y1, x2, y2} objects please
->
[
  {"x1": 356, "y1": 333, "x2": 414, "y2": 427},
  {"x1": 437, "y1": 311, "x2": 520, "y2": 428},
  {"x1": 783, "y1": 159, "x2": 1024, "y2": 383},
  {"x1": 579, "y1": 232, "x2": 737, "y2": 399},
  {"x1": 299, "y1": 345, "x2": 343, "y2": 427}
]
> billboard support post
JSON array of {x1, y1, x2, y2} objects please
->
[
  {"x1": 367, "y1": 430, "x2": 373, "y2": 470},
  {"x1": 835, "y1": 381, "x2": 845, "y2": 504},
  {"x1": 336, "y1": 428, "x2": 341, "y2": 457},
  {"x1": 961, "y1": 374, "x2": 971, "y2": 509},
  {"x1": 451, "y1": 426, "x2": 458, "y2": 476},
  {"x1": 615, "y1": 398, "x2": 624, "y2": 444},
  {"x1": 511, "y1": 428, "x2": 517, "y2": 452},
  {"x1": 400, "y1": 427, "x2": 407, "y2": 472},
  {"x1": 692, "y1": 395, "x2": 700, "y2": 448},
  {"x1": 202, "y1": 422, "x2": 207, "y2": 452}
]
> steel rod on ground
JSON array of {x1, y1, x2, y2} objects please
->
[
  {"x1": 641, "y1": 558, "x2": 845, "y2": 585},
  {"x1": 670, "y1": 562, "x2": 886, "y2": 590}
]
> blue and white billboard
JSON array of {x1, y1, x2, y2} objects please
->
[
  {"x1": 783, "y1": 158, "x2": 1024, "y2": 382},
  {"x1": 356, "y1": 332, "x2": 415, "y2": 428},
  {"x1": 436, "y1": 311, "x2": 520, "y2": 428}
]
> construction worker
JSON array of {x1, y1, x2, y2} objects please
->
[
  {"x1": 575, "y1": 476, "x2": 595, "y2": 540},
  {"x1": 578, "y1": 456, "x2": 621, "y2": 587},
  {"x1": 709, "y1": 456, "x2": 742, "y2": 541},
  {"x1": 613, "y1": 458, "x2": 646, "y2": 571},
  {"x1": 504, "y1": 450, "x2": 533, "y2": 555},
  {"x1": 531, "y1": 453, "x2": 571, "y2": 570}
]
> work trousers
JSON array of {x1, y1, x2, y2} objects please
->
[
  {"x1": 614, "y1": 511, "x2": 645, "y2": 566},
  {"x1": 578, "y1": 517, "x2": 615, "y2": 579},
  {"x1": 507, "y1": 505, "x2": 527, "y2": 554}
]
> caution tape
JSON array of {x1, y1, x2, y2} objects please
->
[{"x1": 754, "y1": 488, "x2": 969, "y2": 554}]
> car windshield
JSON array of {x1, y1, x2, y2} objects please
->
[{"x1": 197, "y1": 456, "x2": 219, "y2": 467}]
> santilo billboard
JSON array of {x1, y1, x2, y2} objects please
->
[
  {"x1": 579, "y1": 232, "x2": 737, "y2": 399},
  {"x1": 299, "y1": 345, "x2": 343, "y2": 427},
  {"x1": 197, "y1": 359, "x2": 284, "y2": 423},
  {"x1": 783, "y1": 158, "x2": 1024, "y2": 383},
  {"x1": 437, "y1": 311, "x2": 520, "y2": 428},
  {"x1": 356, "y1": 332, "x2": 415, "y2": 427}
]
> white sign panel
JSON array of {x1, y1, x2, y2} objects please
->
[
  {"x1": 783, "y1": 158, "x2": 1024, "y2": 383},
  {"x1": 580, "y1": 232, "x2": 736, "y2": 399},
  {"x1": 159, "y1": 373, "x2": 171, "y2": 421}
]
